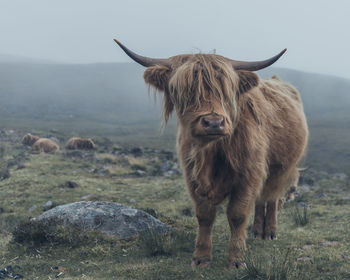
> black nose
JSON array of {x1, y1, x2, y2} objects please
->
[{"x1": 201, "y1": 116, "x2": 225, "y2": 129}]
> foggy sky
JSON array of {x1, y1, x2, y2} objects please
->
[{"x1": 1, "y1": 0, "x2": 349, "y2": 79}]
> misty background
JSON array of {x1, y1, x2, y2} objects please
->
[{"x1": 0, "y1": 0, "x2": 349, "y2": 174}]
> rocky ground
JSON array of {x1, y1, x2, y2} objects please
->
[{"x1": 0, "y1": 128, "x2": 349, "y2": 279}]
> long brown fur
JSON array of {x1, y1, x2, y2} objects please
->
[
  {"x1": 22, "y1": 133, "x2": 40, "y2": 146},
  {"x1": 142, "y1": 53, "x2": 308, "y2": 267},
  {"x1": 65, "y1": 137, "x2": 95, "y2": 150},
  {"x1": 31, "y1": 138, "x2": 60, "y2": 154}
]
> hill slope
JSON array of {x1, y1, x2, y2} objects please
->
[{"x1": 0, "y1": 61, "x2": 349, "y2": 173}]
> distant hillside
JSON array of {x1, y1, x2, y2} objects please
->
[{"x1": 0, "y1": 61, "x2": 349, "y2": 174}]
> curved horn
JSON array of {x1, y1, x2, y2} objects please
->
[
  {"x1": 113, "y1": 39, "x2": 171, "y2": 67},
  {"x1": 230, "y1": 49, "x2": 287, "y2": 71}
]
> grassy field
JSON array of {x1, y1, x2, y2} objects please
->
[{"x1": 0, "y1": 130, "x2": 349, "y2": 279}]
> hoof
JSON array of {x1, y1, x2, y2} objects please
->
[
  {"x1": 263, "y1": 232, "x2": 277, "y2": 240},
  {"x1": 253, "y1": 232, "x2": 264, "y2": 240},
  {"x1": 229, "y1": 261, "x2": 246, "y2": 270},
  {"x1": 191, "y1": 258, "x2": 211, "y2": 268}
]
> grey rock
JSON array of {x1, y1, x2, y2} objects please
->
[
  {"x1": 32, "y1": 201, "x2": 171, "y2": 238},
  {"x1": 129, "y1": 199, "x2": 136, "y2": 204}
]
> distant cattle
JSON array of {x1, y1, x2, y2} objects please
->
[
  {"x1": 22, "y1": 133, "x2": 40, "y2": 146},
  {"x1": 31, "y1": 138, "x2": 60, "y2": 154},
  {"x1": 278, "y1": 167, "x2": 307, "y2": 209},
  {"x1": 114, "y1": 40, "x2": 308, "y2": 268},
  {"x1": 65, "y1": 137, "x2": 95, "y2": 150}
]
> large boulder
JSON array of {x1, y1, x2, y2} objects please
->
[{"x1": 32, "y1": 201, "x2": 170, "y2": 238}]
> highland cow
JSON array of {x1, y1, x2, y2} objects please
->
[
  {"x1": 31, "y1": 138, "x2": 60, "y2": 154},
  {"x1": 114, "y1": 40, "x2": 308, "y2": 268},
  {"x1": 65, "y1": 137, "x2": 95, "y2": 150},
  {"x1": 22, "y1": 133, "x2": 40, "y2": 146}
]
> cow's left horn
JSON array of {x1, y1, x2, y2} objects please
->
[
  {"x1": 229, "y1": 49, "x2": 287, "y2": 71},
  {"x1": 113, "y1": 39, "x2": 171, "y2": 67}
]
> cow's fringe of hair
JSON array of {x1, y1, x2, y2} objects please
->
[{"x1": 168, "y1": 54, "x2": 240, "y2": 129}]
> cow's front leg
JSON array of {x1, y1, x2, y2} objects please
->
[
  {"x1": 226, "y1": 190, "x2": 257, "y2": 269},
  {"x1": 191, "y1": 199, "x2": 217, "y2": 267}
]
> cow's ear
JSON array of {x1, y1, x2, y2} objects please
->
[
  {"x1": 143, "y1": 65, "x2": 171, "y2": 92},
  {"x1": 236, "y1": 70, "x2": 259, "y2": 94}
]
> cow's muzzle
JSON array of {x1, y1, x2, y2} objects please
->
[{"x1": 200, "y1": 114, "x2": 227, "y2": 137}]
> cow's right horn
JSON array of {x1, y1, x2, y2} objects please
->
[
  {"x1": 113, "y1": 39, "x2": 171, "y2": 68},
  {"x1": 229, "y1": 49, "x2": 287, "y2": 71}
]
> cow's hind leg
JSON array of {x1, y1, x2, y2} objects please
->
[
  {"x1": 264, "y1": 200, "x2": 278, "y2": 240},
  {"x1": 191, "y1": 199, "x2": 217, "y2": 267},
  {"x1": 252, "y1": 202, "x2": 265, "y2": 239},
  {"x1": 256, "y1": 168, "x2": 297, "y2": 240}
]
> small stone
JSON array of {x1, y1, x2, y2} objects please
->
[
  {"x1": 80, "y1": 194, "x2": 93, "y2": 200},
  {"x1": 299, "y1": 185, "x2": 311, "y2": 192},
  {"x1": 63, "y1": 181, "x2": 78, "y2": 189},
  {"x1": 42, "y1": 200, "x2": 54, "y2": 211},
  {"x1": 28, "y1": 205, "x2": 38, "y2": 212},
  {"x1": 181, "y1": 207, "x2": 193, "y2": 217},
  {"x1": 297, "y1": 202, "x2": 309, "y2": 208},
  {"x1": 301, "y1": 245, "x2": 313, "y2": 250},
  {"x1": 340, "y1": 254, "x2": 350, "y2": 260},
  {"x1": 16, "y1": 163, "x2": 25, "y2": 170},
  {"x1": 129, "y1": 199, "x2": 136, "y2": 204},
  {"x1": 161, "y1": 161, "x2": 172, "y2": 173},
  {"x1": 297, "y1": 257, "x2": 312, "y2": 262},
  {"x1": 319, "y1": 241, "x2": 338, "y2": 247},
  {"x1": 49, "y1": 136, "x2": 60, "y2": 144},
  {"x1": 135, "y1": 170, "x2": 146, "y2": 177},
  {"x1": 316, "y1": 192, "x2": 327, "y2": 198}
]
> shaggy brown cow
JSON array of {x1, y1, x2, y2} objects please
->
[
  {"x1": 65, "y1": 137, "x2": 95, "y2": 150},
  {"x1": 114, "y1": 40, "x2": 308, "y2": 268},
  {"x1": 22, "y1": 133, "x2": 40, "y2": 146},
  {"x1": 31, "y1": 138, "x2": 60, "y2": 154}
]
